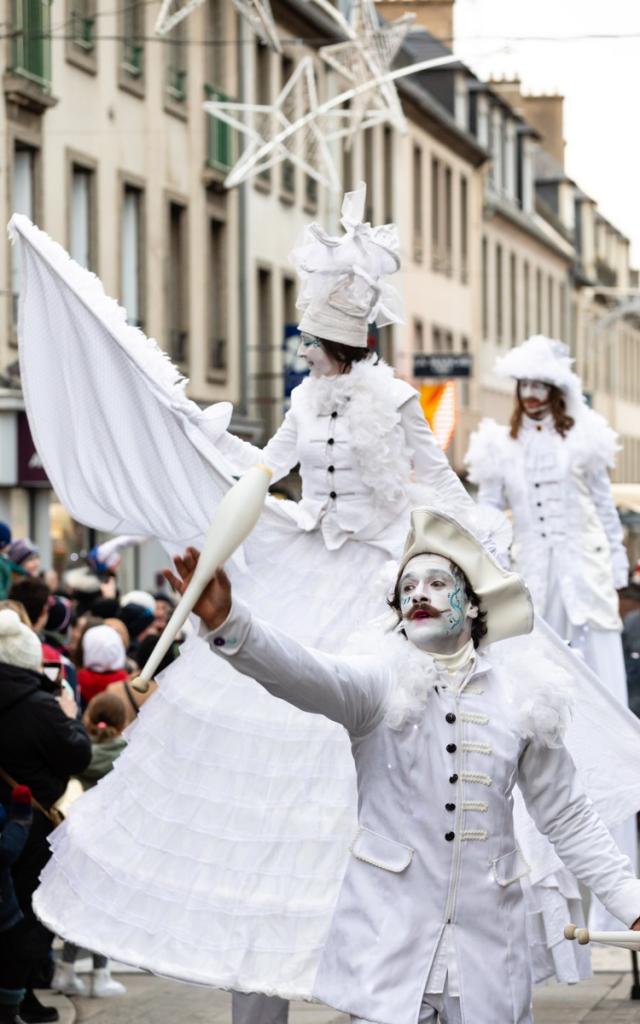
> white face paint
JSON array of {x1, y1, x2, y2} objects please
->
[
  {"x1": 297, "y1": 334, "x2": 340, "y2": 378},
  {"x1": 398, "y1": 553, "x2": 478, "y2": 654},
  {"x1": 518, "y1": 378, "x2": 551, "y2": 418}
]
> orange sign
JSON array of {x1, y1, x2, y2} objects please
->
[{"x1": 418, "y1": 381, "x2": 457, "y2": 451}]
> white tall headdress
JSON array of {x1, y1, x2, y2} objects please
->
[
  {"x1": 494, "y1": 335, "x2": 585, "y2": 416},
  {"x1": 289, "y1": 181, "x2": 404, "y2": 348}
]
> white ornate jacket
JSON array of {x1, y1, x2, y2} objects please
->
[
  {"x1": 203, "y1": 604, "x2": 640, "y2": 1024},
  {"x1": 217, "y1": 360, "x2": 472, "y2": 554},
  {"x1": 465, "y1": 411, "x2": 628, "y2": 630}
]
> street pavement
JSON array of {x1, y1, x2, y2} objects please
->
[{"x1": 50, "y1": 955, "x2": 640, "y2": 1024}]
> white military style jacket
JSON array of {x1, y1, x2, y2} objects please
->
[
  {"x1": 217, "y1": 360, "x2": 472, "y2": 554},
  {"x1": 204, "y1": 604, "x2": 640, "y2": 1024},
  {"x1": 465, "y1": 411, "x2": 628, "y2": 630}
]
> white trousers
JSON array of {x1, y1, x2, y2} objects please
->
[{"x1": 351, "y1": 989, "x2": 462, "y2": 1024}]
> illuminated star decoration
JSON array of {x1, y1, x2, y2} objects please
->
[
  {"x1": 203, "y1": 56, "x2": 340, "y2": 190},
  {"x1": 318, "y1": 0, "x2": 415, "y2": 141},
  {"x1": 155, "y1": 0, "x2": 282, "y2": 52}
]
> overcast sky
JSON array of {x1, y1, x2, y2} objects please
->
[{"x1": 453, "y1": 0, "x2": 640, "y2": 265}]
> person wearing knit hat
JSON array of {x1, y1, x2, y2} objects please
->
[
  {"x1": 466, "y1": 335, "x2": 634, "y2": 939},
  {"x1": 0, "y1": 608, "x2": 41, "y2": 673},
  {"x1": 6, "y1": 540, "x2": 39, "y2": 578},
  {"x1": 118, "y1": 602, "x2": 155, "y2": 647},
  {"x1": 0, "y1": 524, "x2": 11, "y2": 553},
  {"x1": 171, "y1": 510, "x2": 640, "y2": 1024},
  {"x1": 77, "y1": 624, "x2": 128, "y2": 706},
  {"x1": 0, "y1": 527, "x2": 27, "y2": 603}
]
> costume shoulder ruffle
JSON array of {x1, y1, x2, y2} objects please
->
[
  {"x1": 493, "y1": 634, "x2": 575, "y2": 748},
  {"x1": 570, "y1": 407, "x2": 620, "y2": 470},
  {"x1": 464, "y1": 418, "x2": 511, "y2": 484}
]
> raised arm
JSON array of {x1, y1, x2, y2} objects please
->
[
  {"x1": 518, "y1": 739, "x2": 640, "y2": 926},
  {"x1": 216, "y1": 408, "x2": 300, "y2": 484},
  {"x1": 165, "y1": 550, "x2": 388, "y2": 736},
  {"x1": 400, "y1": 395, "x2": 475, "y2": 513}
]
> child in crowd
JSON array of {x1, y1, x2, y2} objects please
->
[
  {"x1": 76, "y1": 625, "x2": 128, "y2": 707},
  {"x1": 51, "y1": 693, "x2": 127, "y2": 999}
]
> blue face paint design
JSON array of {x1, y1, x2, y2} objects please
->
[
  {"x1": 300, "y1": 333, "x2": 322, "y2": 349},
  {"x1": 446, "y1": 584, "x2": 464, "y2": 634},
  {"x1": 401, "y1": 595, "x2": 412, "y2": 608}
]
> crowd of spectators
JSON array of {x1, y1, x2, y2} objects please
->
[{"x1": 0, "y1": 522, "x2": 179, "y2": 1024}]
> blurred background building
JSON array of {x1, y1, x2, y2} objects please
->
[{"x1": 0, "y1": 0, "x2": 638, "y2": 581}]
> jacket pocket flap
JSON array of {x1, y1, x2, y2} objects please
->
[
  {"x1": 492, "y1": 848, "x2": 529, "y2": 886},
  {"x1": 350, "y1": 827, "x2": 414, "y2": 873}
]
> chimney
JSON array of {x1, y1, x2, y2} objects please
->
[
  {"x1": 374, "y1": 0, "x2": 454, "y2": 43},
  {"x1": 518, "y1": 93, "x2": 566, "y2": 168}
]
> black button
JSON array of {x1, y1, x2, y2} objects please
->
[
  {"x1": 445, "y1": 712, "x2": 456, "y2": 724},
  {"x1": 449, "y1": 774, "x2": 458, "y2": 784},
  {"x1": 536, "y1": 501, "x2": 542, "y2": 507},
  {"x1": 445, "y1": 831, "x2": 455, "y2": 842},
  {"x1": 536, "y1": 424, "x2": 542, "y2": 431},
  {"x1": 331, "y1": 411, "x2": 338, "y2": 419},
  {"x1": 327, "y1": 438, "x2": 335, "y2": 446},
  {"x1": 534, "y1": 483, "x2": 540, "y2": 488},
  {"x1": 330, "y1": 491, "x2": 337, "y2": 499},
  {"x1": 446, "y1": 803, "x2": 456, "y2": 812},
  {"x1": 539, "y1": 516, "x2": 544, "y2": 522},
  {"x1": 446, "y1": 743, "x2": 457, "y2": 754},
  {"x1": 213, "y1": 637, "x2": 226, "y2": 647},
  {"x1": 541, "y1": 533, "x2": 547, "y2": 538},
  {"x1": 328, "y1": 466, "x2": 335, "y2": 473}
]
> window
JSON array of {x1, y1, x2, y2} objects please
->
[
  {"x1": 121, "y1": 185, "x2": 144, "y2": 328},
  {"x1": 460, "y1": 175, "x2": 468, "y2": 283},
  {"x1": 523, "y1": 261, "x2": 530, "y2": 338},
  {"x1": 166, "y1": 18, "x2": 187, "y2": 103},
  {"x1": 536, "y1": 268, "x2": 542, "y2": 333},
  {"x1": 341, "y1": 103, "x2": 353, "y2": 191},
  {"x1": 460, "y1": 336, "x2": 470, "y2": 407},
  {"x1": 206, "y1": 0, "x2": 225, "y2": 89},
  {"x1": 414, "y1": 318, "x2": 424, "y2": 352},
  {"x1": 412, "y1": 145, "x2": 423, "y2": 262},
  {"x1": 559, "y1": 282, "x2": 567, "y2": 342},
  {"x1": 383, "y1": 127, "x2": 393, "y2": 223},
  {"x1": 431, "y1": 156, "x2": 440, "y2": 268},
  {"x1": 432, "y1": 325, "x2": 442, "y2": 352},
  {"x1": 167, "y1": 202, "x2": 188, "y2": 365},
  {"x1": 495, "y1": 244, "x2": 503, "y2": 343},
  {"x1": 547, "y1": 275, "x2": 554, "y2": 336},
  {"x1": 481, "y1": 236, "x2": 488, "y2": 339},
  {"x1": 364, "y1": 129, "x2": 374, "y2": 222},
  {"x1": 69, "y1": 0, "x2": 95, "y2": 55},
  {"x1": 12, "y1": 145, "x2": 36, "y2": 326},
  {"x1": 208, "y1": 217, "x2": 227, "y2": 378},
  {"x1": 256, "y1": 267, "x2": 276, "y2": 435},
  {"x1": 280, "y1": 56, "x2": 295, "y2": 198},
  {"x1": 510, "y1": 252, "x2": 517, "y2": 344},
  {"x1": 255, "y1": 43, "x2": 271, "y2": 187},
  {"x1": 205, "y1": 85, "x2": 234, "y2": 172},
  {"x1": 11, "y1": 0, "x2": 52, "y2": 89},
  {"x1": 444, "y1": 330, "x2": 453, "y2": 352},
  {"x1": 444, "y1": 166, "x2": 452, "y2": 275},
  {"x1": 122, "y1": 0, "x2": 144, "y2": 79},
  {"x1": 70, "y1": 165, "x2": 95, "y2": 270}
]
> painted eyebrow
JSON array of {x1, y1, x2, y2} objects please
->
[{"x1": 400, "y1": 569, "x2": 455, "y2": 585}]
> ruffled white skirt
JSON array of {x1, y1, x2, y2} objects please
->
[{"x1": 35, "y1": 510, "x2": 588, "y2": 994}]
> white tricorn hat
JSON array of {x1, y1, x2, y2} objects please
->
[
  {"x1": 494, "y1": 335, "x2": 585, "y2": 417},
  {"x1": 290, "y1": 181, "x2": 404, "y2": 348},
  {"x1": 398, "y1": 508, "x2": 533, "y2": 647}
]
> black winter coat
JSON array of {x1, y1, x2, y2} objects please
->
[{"x1": 0, "y1": 662, "x2": 91, "y2": 810}]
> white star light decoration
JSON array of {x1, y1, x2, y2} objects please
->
[
  {"x1": 203, "y1": 56, "x2": 340, "y2": 190},
  {"x1": 319, "y1": 0, "x2": 415, "y2": 139},
  {"x1": 155, "y1": 0, "x2": 281, "y2": 51}
]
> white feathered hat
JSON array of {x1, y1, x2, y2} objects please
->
[
  {"x1": 494, "y1": 335, "x2": 585, "y2": 416},
  {"x1": 290, "y1": 181, "x2": 404, "y2": 348},
  {"x1": 398, "y1": 507, "x2": 533, "y2": 647}
]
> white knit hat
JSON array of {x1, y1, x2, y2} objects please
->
[
  {"x1": 291, "y1": 181, "x2": 404, "y2": 348},
  {"x1": 121, "y1": 590, "x2": 155, "y2": 613},
  {"x1": 82, "y1": 624, "x2": 126, "y2": 672},
  {"x1": 494, "y1": 335, "x2": 585, "y2": 417},
  {"x1": 0, "y1": 608, "x2": 42, "y2": 671}
]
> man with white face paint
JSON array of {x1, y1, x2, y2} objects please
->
[
  {"x1": 466, "y1": 335, "x2": 634, "y2": 942},
  {"x1": 166, "y1": 508, "x2": 640, "y2": 1024}
]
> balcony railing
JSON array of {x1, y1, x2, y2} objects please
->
[
  {"x1": 122, "y1": 40, "x2": 144, "y2": 77},
  {"x1": 167, "y1": 66, "x2": 187, "y2": 102},
  {"x1": 11, "y1": 0, "x2": 52, "y2": 89},
  {"x1": 71, "y1": 9, "x2": 94, "y2": 50},
  {"x1": 204, "y1": 85, "x2": 234, "y2": 172}
]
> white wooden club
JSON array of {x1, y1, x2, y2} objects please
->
[
  {"x1": 564, "y1": 923, "x2": 640, "y2": 951},
  {"x1": 132, "y1": 464, "x2": 273, "y2": 693}
]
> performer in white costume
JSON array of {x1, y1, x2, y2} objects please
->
[
  {"x1": 8, "y1": 204, "x2": 640, "y2": 1005},
  {"x1": 168, "y1": 509, "x2": 640, "y2": 1024},
  {"x1": 465, "y1": 334, "x2": 635, "y2": 936}
]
